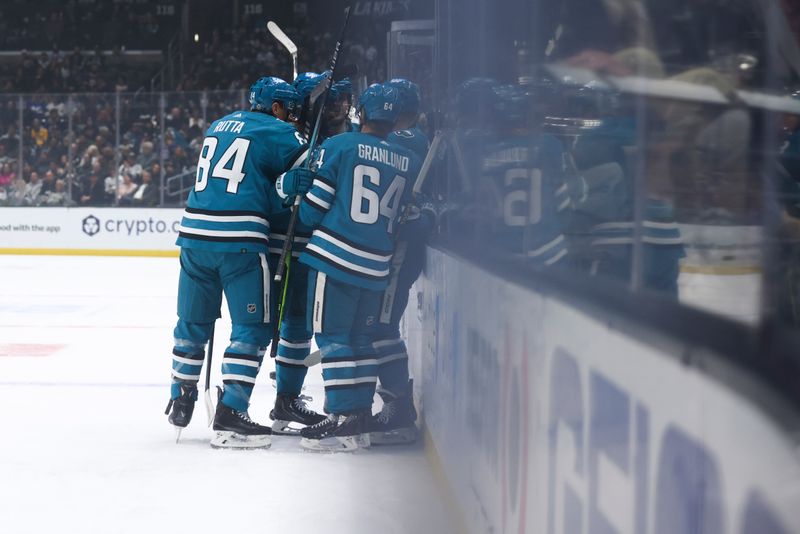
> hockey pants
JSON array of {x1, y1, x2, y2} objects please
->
[
  {"x1": 171, "y1": 248, "x2": 273, "y2": 412},
  {"x1": 307, "y1": 268, "x2": 381, "y2": 414},
  {"x1": 269, "y1": 254, "x2": 312, "y2": 396}
]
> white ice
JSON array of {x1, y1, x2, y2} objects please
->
[{"x1": 0, "y1": 255, "x2": 454, "y2": 534}]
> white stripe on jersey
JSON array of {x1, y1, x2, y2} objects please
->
[
  {"x1": 182, "y1": 211, "x2": 269, "y2": 226},
  {"x1": 305, "y1": 243, "x2": 390, "y2": 278},
  {"x1": 222, "y1": 358, "x2": 261, "y2": 368},
  {"x1": 544, "y1": 248, "x2": 568, "y2": 266},
  {"x1": 279, "y1": 340, "x2": 311, "y2": 349},
  {"x1": 259, "y1": 252, "x2": 270, "y2": 323},
  {"x1": 376, "y1": 352, "x2": 408, "y2": 365},
  {"x1": 527, "y1": 234, "x2": 565, "y2": 258},
  {"x1": 178, "y1": 225, "x2": 268, "y2": 240},
  {"x1": 290, "y1": 149, "x2": 309, "y2": 170},
  {"x1": 321, "y1": 358, "x2": 379, "y2": 370},
  {"x1": 172, "y1": 355, "x2": 203, "y2": 366},
  {"x1": 312, "y1": 179, "x2": 336, "y2": 195},
  {"x1": 323, "y1": 377, "x2": 377, "y2": 387},
  {"x1": 313, "y1": 271, "x2": 326, "y2": 333},
  {"x1": 172, "y1": 369, "x2": 201, "y2": 380},
  {"x1": 373, "y1": 339, "x2": 403, "y2": 349},
  {"x1": 314, "y1": 230, "x2": 392, "y2": 262},
  {"x1": 306, "y1": 192, "x2": 331, "y2": 210}
]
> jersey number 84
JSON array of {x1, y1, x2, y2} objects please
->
[{"x1": 195, "y1": 137, "x2": 251, "y2": 194}]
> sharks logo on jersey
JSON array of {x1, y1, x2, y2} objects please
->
[{"x1": 387, "y1": 126, "x2": 429, "y2": 161}]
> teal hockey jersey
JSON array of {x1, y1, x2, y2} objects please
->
[
  {"x1": 479, "y1": 133, "x2": 571, "y2": 265},
  {"x1": 176, "y1": 110, "x2": 307, "y2": 253},
  {"x1": 297, "y1": 132, "x2": 420, "y2": 290}
]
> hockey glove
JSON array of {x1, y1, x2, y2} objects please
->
[{"x1": 277, "y1": 168, "x2": 315, "y2": 199}]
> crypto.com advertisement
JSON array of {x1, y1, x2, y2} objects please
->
[{"x1": 0, "y1": 208, "x2": 183, "y2": 253}]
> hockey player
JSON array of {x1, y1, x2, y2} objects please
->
[
  {"x1": 165, "y1": 76, "x2": 308, "y2": 448},
  {"x1": 277, "y1": 83, "x2": 419, "y2": 451},
  {"x1": 266, "y1": 71, "x2": 335, "y2": 435},
  {"x1": 367, "y1": 78, "x2": 433, "y2": 444},
  {"x1": 325, "y1": 78, "x2": 357, "y2": 135},
  {"x1": 477, "y1": 84, "x2": 571, "y2": 265},
  {"x1": 569, "y1": 91, "x2": 685, "y2": 296},
  {"x1": 386, "y1": 78, "x2": 428, "y2": 158}
]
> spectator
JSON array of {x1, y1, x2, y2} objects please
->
[
  {"x1": 7, "y1": 177, "x2": 27, "y2": 206},
  {"x1": 131, "y1": 169, "x2": 159, "y2": 206},
  {"x1": 137, "y1": 140, "x2": 156, "y2": 169},
  {"x1": 1, "y1": 125, "x2": 19, "y2": 154},
  {"x1": 41, "y1": 179, "x2": 69, "y2": 206},
  {"x1": 23, "y1": 170, "x2": 43, "y2": 205},
  {"x1": 150, "y1": 162, "x2": 162, "y2": 180},
  {"x1": 41, "y1": 170, "x2": 56, "y2": 195},
  {"x1": 79, "y1": 173, "x2": 105, "y2": 206},
  {"x1": 0, "y1": 163, "x2": 14, "y2": 188},
  {"x1": 30, "y1": 118, "x2": 49, "y2": 147},
  {"x1": 118, "y1": 152, "x2": 140, "y2": 181},
  {"x1": 116, "y1": 172, "x2": 138, "y2": 203},
  {"x1": 165, "y1": 107, "x2": 184, "y2": 130},
  {"x1": 77, "y1": 144, "x2": 100, "y2": 174}
]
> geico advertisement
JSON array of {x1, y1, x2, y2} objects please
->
[
  {"x1": 410, "y1": 249, "x2": 800, "y2": 534},
  {"x1": 0, "y1": 207, "x2": 183, "y2": 250}
]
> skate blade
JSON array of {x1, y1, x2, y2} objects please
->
[
  {"x1": 299, "y1": 435, "x2": 363, "y2": 453},
  {"x1": 369, "y1": 426, "x2": 417, "y2": 446},
  {"x1": 210, "y1": 431, "x2": 271, "y2": 449},
  {"x1": 271, "y1": 420, "x2": 305, "y2": 436},
  {"x1": 174, "y1": 427, "x2": 183, "y2": 444}
]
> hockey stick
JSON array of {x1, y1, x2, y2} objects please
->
[
  {"x1": 268, "y1": 247, "x2": 291, "y2": 360},
  {"x1": 395, "y1": 130, "x2": 443, "y2": 230},
  {"x1": 204, "y1": 321, "x2": 215, "y2": 426},
  {"x1": 273, "y1": 6, "x2": 351, "y2": 286},
  {"x1": 380, "y1": 132, "x2": 443, "y2": 323},
  {"x1": 269, "y1": 6, "x2": 352, "y2": 361},
  {"x1": 267, "y1": 21, "x2": 298, "y2": 81}
]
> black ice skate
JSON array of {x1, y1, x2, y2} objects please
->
[
  {"x1": 210, "y1": 387, "x2": 271, "y2": 449},
  {"x1": 270, "y1": 394, "x2": 326, "y2": 435},
  {"x1": 368, "y1": 380, "x2": 418, "y2": 445},
  {"x1": 299, "y1": 411, "x2": 370, "y2": 452},
  {"x1": 165, "y1": 383, "x2": 197, "y2": 443}
]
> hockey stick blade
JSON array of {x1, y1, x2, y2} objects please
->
[
  {"x1": 204, "y1": 388, "x2": 214, "y2": 427},
  {"x1": 267, "y1": 21, "x2": 298, "y2": 80},
  {"x1": 394, "y1": 130, "x2": 444, "y2": 233},
  {"x1": 304, "y1": 349, "x2": 322, "y2": 367},
  {"x1": 204, "y1": 322, "x2": 216, "y2": 427},
  {"x1": 413, "y1": 130, "x2": 443, "y2": 196},
  {"x1": 267, "y1": 21, "x2": 297, "y2": 55}
]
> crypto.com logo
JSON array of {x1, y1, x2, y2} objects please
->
[{"x1": 82, "y1": 215, "x2": 100, "y2": 236}]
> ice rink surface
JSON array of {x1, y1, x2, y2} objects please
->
[{"x1": 0, "y1": 255, "x2": 454, "y2": 534}]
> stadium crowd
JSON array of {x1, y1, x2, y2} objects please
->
[
  {"x1": 0, "y1": 3, "x2": 387, "y2": 208},
  {"x1": 0, "y1": 90, "x2": 247, "y2": 207}
]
